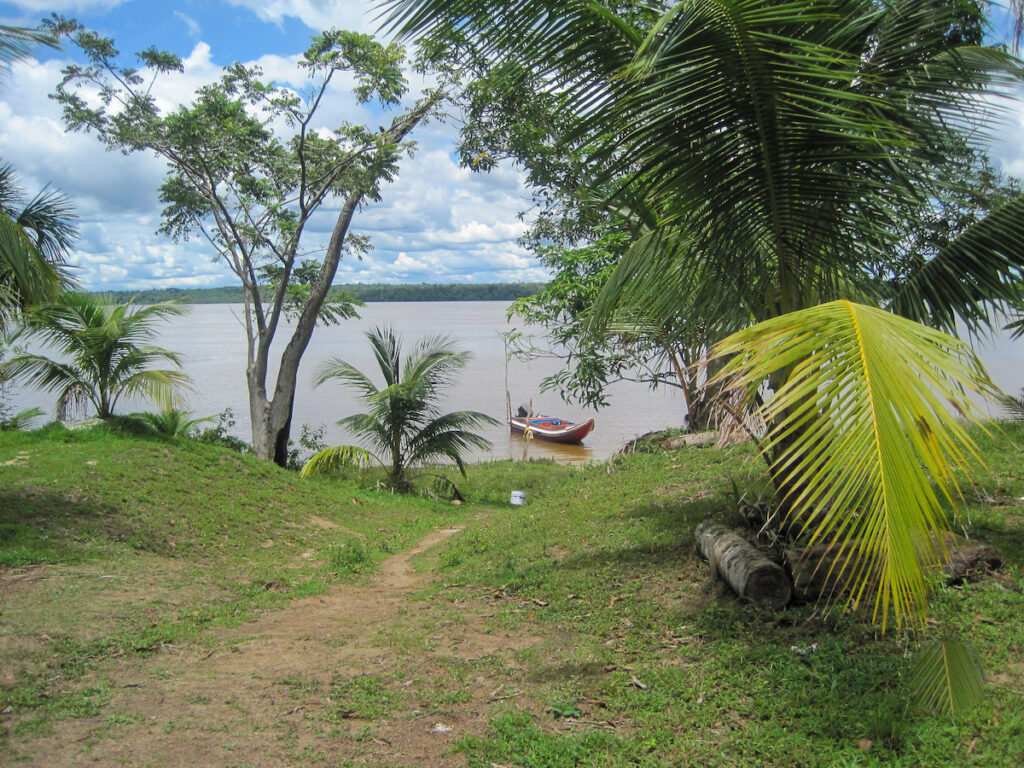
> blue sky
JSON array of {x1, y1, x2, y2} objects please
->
[
  {"x1": 0, "y1": 0, "x2": 541, "y2": 290},
  {"x1": 1, "y1": 1, "x2": 1023, "y2": 292}
]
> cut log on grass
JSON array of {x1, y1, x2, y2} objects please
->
[
  {"x1": 695, "y1": 520, "x2": 792, "y2": 609},
  {"x1": 786, "y1": 533, "x2": 1002, "y2": 602}
]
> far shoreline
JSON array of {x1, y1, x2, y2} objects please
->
[{"x1": 89, "y1": 282, "x2": 546, "y2": 305}]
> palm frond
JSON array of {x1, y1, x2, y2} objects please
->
[
  {"x1": 110, "y1": 369, "x2": 193, "y2": 413},
  {"x1": 300, "y1": 445, "x2": 376, "y2": 477},
  {"x1": 710, "y1": 300, "x2": 995, "y2": 631},
  {"x1": 406, "y1": 409, "x2": 499, "y2": 472},
  {"x1": 889, "y1": 193, "x2": 1024, "y2": 335},
  {"x1": 0, "y1": 405, "x2": 43, "y2": 431},
  {"x1": 316, "y1": 357, "x2": 381, "y2": 399},
  {"x1": 913, "y1": 635, "x2": 986, "y2": 716},
  {"x1": 0, "y1": 24, "x2": 58, "y2": 72},
  {"x1": 1, "y1": 211, "x2": 62, "y2": 313},
  {"x1": 15, "y1": 186, "x2": 79, "y2": 266}
]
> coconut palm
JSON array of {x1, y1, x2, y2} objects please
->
[
  {"x1": 0, "y1": 24, "x2": 56, "y2": 76},
  {"x1": 301, "y1": 326, "x2": 498, "y2": 490},
  {"x1": 0, "y1": 164, "x2": 78, "y2": 325},
  {"x1": 1, "y1": 27, "x2": 73, "y2": 324},
  {"x1": 385, "y1": 0, "x2": 1024, "y2": 712},
  {"x1": 0, "y1": 293, "x2": 191, "y2": 420}
]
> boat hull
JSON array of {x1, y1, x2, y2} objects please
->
[{"x1": 509, "y1": 415, "x2": 595, "y2": 444}]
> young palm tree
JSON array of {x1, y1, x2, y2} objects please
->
[
  {"x1": 301, "y1": 326, "x2": 498, "y2": 490},
  {"x1": 0, "y1": 293, "x2": 191, "y2": 420},
  {"x1": 129, "y1": 406, "x2": 214, "y2": 437}
]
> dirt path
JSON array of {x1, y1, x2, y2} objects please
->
[{"x1": 13, "y1": 527, "x2": 541, "y2": 767}]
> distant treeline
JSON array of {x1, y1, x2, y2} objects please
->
[{"x1": 89, "y1": 282, "x2": 547, "y2": 305}]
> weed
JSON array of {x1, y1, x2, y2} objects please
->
[
  {"x1": 328, "y1": 539, "x2": 370, "y2": 575},
  {"x1": 324, "y1": 676, "x2": 401, "y2": 721}
]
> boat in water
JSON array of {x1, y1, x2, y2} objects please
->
[{"x1": 509, "y1": 409, "x2": 595, "y2": 444}]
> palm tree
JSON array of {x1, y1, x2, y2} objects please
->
[
  {"x1": 0, "y1": 293, "x2": 191, "y2": 420},
  {"x1": 301, "y1": 326, "x2": 498, "y2": 490},
  {"x1": 0, "y1": 164, "x2": 77, "y2": 325},
  {"x1": 384, "y1": 0, "x2": 1024, "y2": 711},
  {"x1": 1, "y1": 27, "x2": 73, "y2": 324},
  {"x1": 0, "y1": 24, "x2": 56, "y2": 77}
]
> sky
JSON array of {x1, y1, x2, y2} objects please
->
[
  {"x1": 0, "y1": 0, "x2": 544, "y2": 290},
  {"x1": 1, "y1": 1, "x2": 1023, "y2": 292}
]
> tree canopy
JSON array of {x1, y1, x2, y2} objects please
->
[{"x1": 50, "y1": 18, "x2": 452, "y2": 464}]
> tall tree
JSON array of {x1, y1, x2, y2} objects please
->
[{"x1": 50, "y1": 19, "x2": 448, "y2": 465}]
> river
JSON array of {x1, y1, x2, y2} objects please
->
[
  {"x1": 6, "y1": 301, "x2": 1022, "y2": 463},
  {"x1": 4, "y1": 302, "x2": 689, "y2": 462}
]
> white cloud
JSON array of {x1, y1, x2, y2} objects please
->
[
  {"x1": 225, "y1": 0, "x2": 376, "y2": 34},
  {"x1": 174, "y1": 10, "x2": 202, "y2": 38},
  {"x1": 2, "y1": 0, "x2": 126, "y2": 12},
  {"x1": 391, "y1": 252, "x2": 426, "y2": 270}
]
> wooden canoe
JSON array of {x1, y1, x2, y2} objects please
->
[{"x1": 509, "y1": 414, "x2": 595, "y2": 444}]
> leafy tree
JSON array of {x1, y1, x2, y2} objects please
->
[
  {"x1": 49, "y1": 19, "x2": 449, "y2": 465},
  {"x1": 0, "y1": 293, "x2": 190, "y2": 420},
  {"x1": 508, "y1": 226, "x2": 735, "y2": 429},
  {"x1": 301, "y1": 325, "x2": 498, "y2": 491}
]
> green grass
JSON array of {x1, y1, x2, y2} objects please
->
[
  {"x1": 2, "y1": 421, "x2": 1023, "y2": 766},
  {"x1": 0, "y1": 422, "x2": 469, "y2": 749}
]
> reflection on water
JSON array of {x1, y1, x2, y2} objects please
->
[{"x1": 499, "y1": 433, "x2": 596, "y2": 465}]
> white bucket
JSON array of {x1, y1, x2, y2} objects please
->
[{"x1": 510, "y1": 490, "x2": 526, "y2": 506}]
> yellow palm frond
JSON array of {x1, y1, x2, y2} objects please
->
[
  {"x1": 300, "y1": 445, "x2": 375, "y2": 478},
  {"x1": 710, "y1": 300, "x2": 996, "y2": 631}
]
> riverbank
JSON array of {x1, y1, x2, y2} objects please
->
[
  {"x1": 1, "y1": 423, "x2": 1022, "y2": 766},
  {"x1": 90, "y1": 282, "x2": 546, "y2": 305}
]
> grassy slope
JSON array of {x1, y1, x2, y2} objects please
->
[
  {"x1": 1, "y1": 423, "x2": 1023, "y2": 766},
  {"x1": 0, "y1": 424, "x2": 469, "y2": 745}
]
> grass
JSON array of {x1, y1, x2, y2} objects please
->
[{"x1": 2, "y1": 421, "x2": 1023, "y2": 766}]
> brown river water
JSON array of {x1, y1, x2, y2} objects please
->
[
  {"x1": 6, "y1": 302, "x2": 687, "y2": 462},
  {"x1": 7, "y1": 301, "x2": 1023, "y2": 463}
]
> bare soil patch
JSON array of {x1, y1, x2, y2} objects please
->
[{"x1": 4, "y1": 527, "x2": 544, "y2": 767}]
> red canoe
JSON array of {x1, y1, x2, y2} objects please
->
[{"x1": 509, "y1": 414, "x2": 595, "y2": 444}]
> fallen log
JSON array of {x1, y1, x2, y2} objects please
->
[
  {"x1": 695, "y1": 520, "x2": 792, "y2": 609},
  {"x1": 786, "y1": 532, "x2": 1002, "y2": 603}
]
